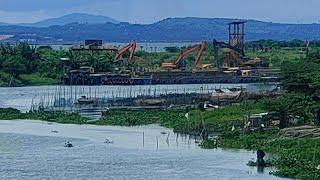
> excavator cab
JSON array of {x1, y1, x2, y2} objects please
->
[
  {"x1": 177, "y1": 58, "x2": 187, "y2": 69},
  {"x1": 213, "y1": 39, "x2": 244, "y2": 68}
]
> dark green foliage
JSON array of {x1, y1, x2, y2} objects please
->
[
  {"x1": 0, "y1": 108, "x2": 88, "y2": 124},
  {"x1": 200, "y1": 139, "x2": 217, "y2": 149},
  {"x1": 265, "y1": 50, "x2": 320, "y2": 127},
  {"x1": 0, "y1": 42, "x2": 115, "y2": 86},
  {"x1": 164, "y1": 46, "x2": 180, "y2": 53},
  {"x1": 26, "y1": 111, "x2": 88, "y2": 124},
  {"x1": 0, "y1": 108, "x2": 24, "y2": 120},
  {"x1": 269, "y1": 139, "x2": 320, "y2": 179},
  {"x1": 96, "y1": 109, "x2": 186, "y2": 127},
  {"x1": 2, "y1": 56, "x2": 26, "y2": 77}
]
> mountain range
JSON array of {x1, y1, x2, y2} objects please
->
[
  {"x1": 0, "y1": 13, "x2": 320, "y2": 43},
  {"x1": 18, "y1": 13, "x2": 120, "y2": 27}
]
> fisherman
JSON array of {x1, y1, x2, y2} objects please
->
[
  {"x1": 257, "y1": 149, "x2": 266, "y2": 167},
  {"x1": 65, "y1": 141, "x2": 73, "y2": 147}
]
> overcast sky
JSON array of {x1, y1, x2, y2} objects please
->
[{"x1": 0, "y1": 0, "x2": 319, "y2": 24}]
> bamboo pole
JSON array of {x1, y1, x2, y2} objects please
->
[
  {"x1": 156, "y1": 136, "x2": 159, "y2": 150},
  {"x1": 142, "y1": 132, "x2": 145, "y2": 148}
]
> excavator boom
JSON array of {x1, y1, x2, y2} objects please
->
[
  {"x1": 115, "y1": 40, "x2": 137, "y2": 63},
  {"x1": 174, "y1": 41, "x2": 206, "y2": 65},
  {"x1": 194, "y1": 41, "x2": 206, "y2": 66},
  {"x1": 161, "y1": 41, "x2": 206, "y2": 69}
]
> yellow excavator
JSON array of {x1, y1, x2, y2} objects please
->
[
  {"x1": 161, "y1": 41, "x2": 209, "y2": 70},
  {"x1": 213, "y1": 39, "x2": 245, "y2": 68}
]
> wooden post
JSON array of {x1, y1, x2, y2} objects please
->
[
  {"x1": 156, "y1": 136, "x2": 159, "y2": 150},
  {"x1": 142, "y1": 132, "x2": 145, "y2": 147},
  {"x1": 166, "y1": 132, "x2": 170, "y2": 147},
  {"x1": 176, "y1": 133, "x2": 179, "y2": 147}
]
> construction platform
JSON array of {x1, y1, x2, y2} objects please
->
[{"x1": 63, "y1": 69, "x2": 279, "y2": 86}]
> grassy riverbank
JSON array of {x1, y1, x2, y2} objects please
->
[
  {"x1": 19, "y1": 74, "x2": 58, "y2": 86},
  {"x1": 96, "y1": 109, "x2": 186, "y2": 127},
  {"x1": 0, "y1": 108, "x2": 88, "y2": 124},
  {"x1": 0, "y1": 72, "x2": 58, "y2": 87}
]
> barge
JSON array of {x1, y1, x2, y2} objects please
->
[{"x1": 63, "y1": 69, "x2": 279, "y2": 86}]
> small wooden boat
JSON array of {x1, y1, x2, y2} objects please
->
[
  {"x1": 104, "y1": 139, "x2": 114, "y2": 144},
  {"x1": 64, "y1": 142, "x2": 73, "y2": 148}
]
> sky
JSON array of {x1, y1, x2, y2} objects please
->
[{"x1": 0, "y1": 0, "x2": 319, "y2": 24}]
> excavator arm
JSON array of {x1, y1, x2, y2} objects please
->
[
  {"x1": 115, "y1": 40, "x2": 137, "y2": 63},
  {"x1": 161, "y1": 41, "x2": 206, "y2": 69},
  {"x1": 194, "y1": 41, "x2": 206, "y2": 66}
]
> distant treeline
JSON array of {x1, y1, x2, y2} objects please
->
[
  {"x1": 165, "y1": 39, "x2": 320, "y2": 53},
  {"x1": 246, "y1": 39, "x2": 320, "y2": 48}
]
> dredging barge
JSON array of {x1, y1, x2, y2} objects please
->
[{"x1": 63, "y1": 68, "x2": 279, "y2": 86}]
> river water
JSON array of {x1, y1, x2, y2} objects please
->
[
  {"x1": 0, "y1": 83, "x2": 276, "y2": 112},
  {"x1": 0, "y1": 120, "x2": 281, "y2": 180},
  {"x1": 49, "y1": 42, "x2": 198, "y2": 52}
]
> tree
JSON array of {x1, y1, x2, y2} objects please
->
[
  {"x1": 15, "y1": 42, "x2": 39, "y2": 73},
  {"x1": 269, "y1": 50, "x2": 320, "y2": 127},
  {"x1": 164, "y1": 46, "x2": 180, "y2": 53},
  {"x1": 2, "y1": 56, "x2": 26, "y2": 77},
  {"x1": 266, "y1": 93, "x2": 316, "y2": 128}
]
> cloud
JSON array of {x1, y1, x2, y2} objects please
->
[{"x1": 0, "y1": 0, "x2": 100, "y2": 11}]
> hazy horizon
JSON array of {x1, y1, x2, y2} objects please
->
[{"x1": 0, "y1": 0, "x2": 319, "y2": 24}]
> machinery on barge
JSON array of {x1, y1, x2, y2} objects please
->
[{"x1": 63, "y1": 21, "x2": 279, "y2": 86}]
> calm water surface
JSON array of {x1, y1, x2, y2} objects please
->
[{"x1": 0, "y1": 120, "x2": 281, "y2": 180}]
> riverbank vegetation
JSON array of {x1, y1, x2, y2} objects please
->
[
  {"x1": 0, "y1": 108, "x2": 88, "y2": 124},
  {"x1": 96, "y1": 109, "x2": 186, "y2": 126},
  {"x1": 97, "y1": 104, "x2": 319, "y2": 179}
]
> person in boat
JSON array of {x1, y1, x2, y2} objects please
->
[
  {"x1": 65, "y1": 141, "x2": 73, "y2": 147},
  {"x1": 104, "y1": 139, "x2": 113, "y2": 144}
]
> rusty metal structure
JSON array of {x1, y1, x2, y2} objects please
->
[
  {"x1": 228, "y1": 21, "x2": 245, "y2": 50},
  {"x1": 212, "y1": 21, "x2": 246, "y2": 68}
]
